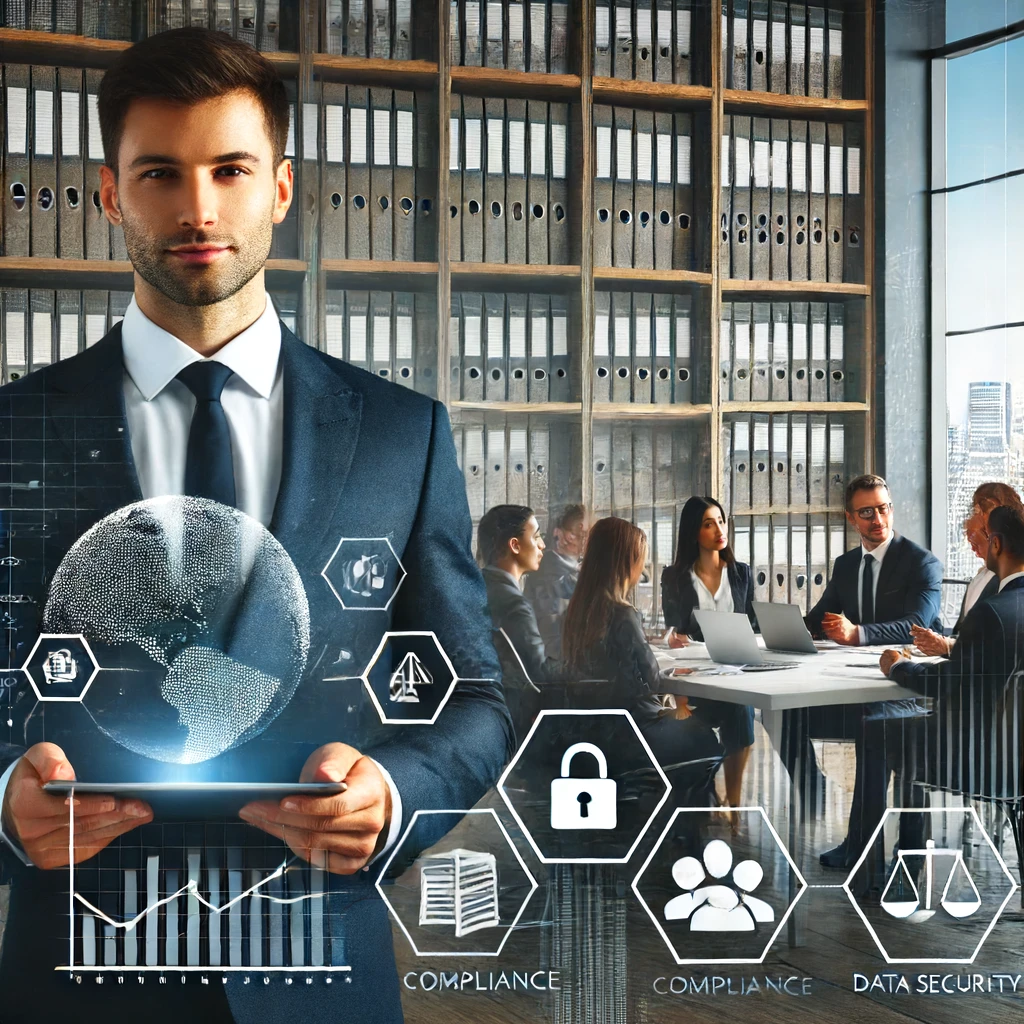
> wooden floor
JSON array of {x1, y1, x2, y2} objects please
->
[
  {"x1": 392, "y1": 720, "x2": 1024, "y2": 1024},
  {"x1": 0, "y1": 722, "x2": 1019, "y2": 1023}
]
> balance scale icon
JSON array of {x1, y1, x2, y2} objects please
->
[{"x1": 880, "y1": 839, "x2": 982, "y2": 922}]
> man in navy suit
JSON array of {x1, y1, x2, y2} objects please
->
[
  {"x1": 0, "y1": 28, "x2": 510, "y2": 1024},
  {"x1": 783, "y1": 474, "x2": 943, "y2": 868},
  {"x1": 876, "y1": 503, "x2": 1024, "y2": 828}
]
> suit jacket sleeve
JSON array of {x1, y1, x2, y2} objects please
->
[
  {"x1": 861, "y1": 549, "x2": 943, "y2": 646},
  {"x1": 805, "y1": 555, "x2": 847, "y2": 637},
  {"x1": 739, "y1": 562, "x2": 757, "y2": 629},
  {"x1": 501, "y1": 594, "x2": 569, "y2": 683},
  {"x1": 661, "y1": 567, "x2": 682, "y2": 633},
  {"x1": 607, "y1": 606, "x2": 663, "y2": 701},
  {"x1": 364, "y1": 402, "x2": 514, "y2": 857},
  {"x1": 890, "y1": 598, "x2": 993, "y2": 702}
]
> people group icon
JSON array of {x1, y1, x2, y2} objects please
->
[{"x1": 664, "y1": 839, "x2": 775, "y2": 932}]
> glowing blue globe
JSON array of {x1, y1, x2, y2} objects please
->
[{"x1": 42, "y1": 496, "x2": 310, "y2": 764}]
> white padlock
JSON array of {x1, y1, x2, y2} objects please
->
[{"x1": 549, "y1": 742, "x2": 617, "y2": 830}]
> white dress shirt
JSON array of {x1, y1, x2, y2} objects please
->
[
  {"x1": 856, "y1": 530, "x2": 893, "y2": 645},
  {"x1": 999, "y1": 570, "x2": 1024, "y2": 592},
  {"x1": 1, "y1": 293, "x2": 401, "y2": 866},
  {"x1": 690, "y1": 566, "x2": 735, "y2": 613},
  {"x1": 964, "y1": 566, "x2": 997, "y2": 614}
]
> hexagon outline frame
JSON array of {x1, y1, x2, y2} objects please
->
[
  {"x1": 21, "y1": 633, "x2": 100, "y2": 703},
  {"x1": 631, "y1": 805, "x2": 808, "y2": 965},
  {"x1": 360, "y1": 630, "x2": 458, "y2": 725},
  {"x1": 374, "y1": 807, "x2": 539, "y2": 957},
  {"x1": 320, "y1": 536, "x2": 406, "y2": 612},
  {"x1": 497, "y1": 708, "x2": 671, "y2": 865},
  {"x1": 842, "y1": 805, "x2": 1019, "y2": 965}
]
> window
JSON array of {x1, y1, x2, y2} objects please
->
[{"x1": 933, "y1": 11, "x2": 1024, "y2": 576}]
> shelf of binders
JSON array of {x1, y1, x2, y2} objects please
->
[
  {"x1": 450, "y1": 66, "x2": 580, "y2": 100},
  {"x1": 594, "y1": 267, "x2": 712, "y2": 289},
  {"x1": 0, "y1": 256, "x2": 308, "y2": 288},
  {"x1": 451, "y1": 400, "x2": 582, "y2": 415},
  {"x1": 721, "y1": 279, "x2": 869, "y2": 297},
  {"x1": 450, "y1": 262, "x2": 580, "y2": 291},
  {"x1": 593, "y1": 403, "x2": 713, "y2": 420},
  {"x1": 591, "y1": 78, "x2": 712, "y2": 110},
  {"x1": 0, "y1": 27, "x2": 301, "y2": 72},
  {"x1": 322, "y1": 259, "x2": 438, "y2": 288},
  {"x1": 722, "y1": 88, "x2": 868, "y2": 119},
  {"x1": 722, "y1": 400, "x2": 867, "y2": 413}
]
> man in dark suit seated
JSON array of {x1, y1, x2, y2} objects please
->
[
  {"x1": 873, "y1": 503, "x2": 1024, "y2": 855},
  {"x1": 0, "y1": 28, "x2": 511, "y2": 1024},
  {"x1": 782, "y1": 474, "x2": 943, "y2": 868},
  {"x1": 524, "y1": 503, "x2": 587, "y2": 660},
  {"x1": 479, "y1": 504, "x2": 569, "y2": 686}
]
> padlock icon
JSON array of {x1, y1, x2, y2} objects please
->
[{"x1": 550, "y1": 742, "x2": 617, "y2": 830}]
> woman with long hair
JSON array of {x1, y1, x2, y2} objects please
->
[
  {"x1": 911, "y1": 480, "x2": 1024, "y2": 656},
  {"x1": 562, "y1": 517, "x2": 723, "y2": 774},
  {"x1": 658, "y1": 496, "x2": 757, "y2": 822}
]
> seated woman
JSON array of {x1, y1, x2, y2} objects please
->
[
  {"x1": 561, "y1": 516, "x2": 724, "y2": 783},
  {"x1": 911, "y1": 481, "x2": 1021, "y2": 656},
  {"x1": 659, "y1": 496, "x2": 757, "y2": 826}
]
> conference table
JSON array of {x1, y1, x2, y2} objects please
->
[{"x1": 648, "y1": 637, "x2": 931, "y2": 945}]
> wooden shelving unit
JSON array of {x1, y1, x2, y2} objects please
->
[{"x1": 0, "y1": 0, "x2": 875, "y2": 621}]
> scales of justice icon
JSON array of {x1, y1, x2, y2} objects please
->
[{"x1": 879, "y1": 839, "x2": 982, "y2": 922}]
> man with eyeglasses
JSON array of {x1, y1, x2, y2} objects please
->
[
  {"x1": 784, "y1": 473, "x2": 943, "y2": 872},
  {"x1": 805, "y1": 474, "x2": 943, "y2": 647}
]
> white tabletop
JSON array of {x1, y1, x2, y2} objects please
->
[{"x1": 650, "y1": 641, "x2": 925, "y2": 712}]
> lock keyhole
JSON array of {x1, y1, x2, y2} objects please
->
[{"x1": 577, "y1": 792, "x2": 592, "y2": 818}]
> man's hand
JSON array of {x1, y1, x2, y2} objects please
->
[
  {"x1": 238, "y1": 743, "x2": 391, "y2": 876},
  {"x1": 667, "y1": 630, "x2": 690, "y2": 649},
  {"x1": 822, "y1": 612, "x2": 859, "y2": 646},
  {"x1": 1, "y1": 743, "x2": 152, "y2": 870},
  {"x1": 879, "y1": 649, "x2": 906, "y2": 677},
  {"x1": 910, "y1": 624, "x2": 953, "y2": 658}
]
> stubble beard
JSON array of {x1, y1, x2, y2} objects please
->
[{"x1": 121, "y1": 205, "x2": 275, "y2": 308}]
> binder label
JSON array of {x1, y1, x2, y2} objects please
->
[
  {"x1": 676, "y1": 135, "x2": 691, "y2": 184},
  {"x1": 396, "y1": 111, "x2": 413, "y2": 166},
  {"x1": 6, "y1": 88, "x2": 27, "y2": 154},
  {"x1": 373, "y1": 109, "x2": 391, "y2": 165},
  {"x1": 34, "y1": 89, "x2": 54, "y2": 156},
  {"x1": 487, "y1": 118, "x2": 503, "y2": 173},
  {"x1": 509, "y1": 120, "x2": 526, "y2": 174},
  {"x1": 60, "y1": 92, "x2": 80, "y2": 157},
  {"x1": 529, "y1": 121, "x2": 545, "y2": 175},
  {"x1": 326, "y1": 107, "x2": 345, "y2": 162},
  {"x1": 351, "y1": 109, "x2": 368, "y2": 163}
]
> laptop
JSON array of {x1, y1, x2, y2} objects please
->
[
  {"x1": 692, "y1": 610, "x2": 800, "y2": 671},
  {"x1": 752, "y1": 601, "x2": 820, "y2": 655}
]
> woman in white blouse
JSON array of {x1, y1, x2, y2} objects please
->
[
  {"x1": 660, "y1": 496, "x2": 756, "y2": 826},
  {"x1": 912, "y1": 481, "x2": 1022, "y2": 656}
]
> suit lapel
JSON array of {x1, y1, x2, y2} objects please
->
[
  {"x1": 269, "y1": 329, "x2": 362, "y2": 571},
  {"x1": 728, "y1": 563, "x2": 746, "y2": 612},
  {"x1": 46, "y1": 324, "x2": 143, "y2": 516}
]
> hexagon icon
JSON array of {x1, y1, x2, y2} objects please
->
[
  {"x1": 498, "y1": 709, "x2": 670, "y2": 864},
  {"x1": 321, "y1": 537, "x2": 406, "y2": 611},
  {"x1": 376, "y1": 808, "x2": 538, "y2": 957},
  {"x1": 360, "y1": 631, "x2": 458, "y2": 725},
  {"x1": 844, "y1": 806, "x2": 1018, "y2": 964},
  {"x1": 21, "y1": 633, "x2": 99, "y2": 702},
  {"x1": 632, "y1": 806, "x2": 807, "y2": 965}
]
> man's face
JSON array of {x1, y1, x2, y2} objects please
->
[
  {"x1": 512, "y1": 516, "x2": 545, "y2": 574},
  {"x1": 845, "y1": 485, "x2": 894, "y2": 548},
  {"x1": 554, "y1": 516, "x2": 589, "y2": 559},
  {"x1": 100, "y1": 90, "x2": 292, "y2": 307}
]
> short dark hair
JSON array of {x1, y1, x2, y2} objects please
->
[
  {"x1": 477, "y1": 505, "x2": 534, "y2": 566},
  {"x1": 987, "y1": 505, "x2": 1024, "y2": 560},
  {"x1": 98, "y1": 28, "x2": 290, "y2": 175},
  {"x1": 845, "y1": 473, "x2": 890, "y2": 512},
  {"x1": 553, "y1": 503, "x2": 587, "y2": 533}
]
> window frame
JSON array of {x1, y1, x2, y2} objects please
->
[{"x1": 929, "y1": 17, "x2": 1024, "y2": 565}]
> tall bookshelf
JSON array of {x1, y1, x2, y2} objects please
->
[{"x1": 0, "y1": 0, "x2": 875, "y2": 628}]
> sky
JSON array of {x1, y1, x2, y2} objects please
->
[{"x1": 943, "y1": 22, "x2": 1024, "y2": 426}]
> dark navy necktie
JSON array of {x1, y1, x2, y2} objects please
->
[
  {"x1": 176, "y1": 361, "x2": 236, "y2": 508},
  {"x1": 861, "y1": 553, "x2": 875, "y2": 624}
]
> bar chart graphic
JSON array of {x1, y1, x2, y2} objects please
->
[{"x1": 63, "y1": 816, "x2": 351, "y2": 973}]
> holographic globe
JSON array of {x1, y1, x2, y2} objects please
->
[{"x1": 42, "y1": 496, "x2": 310, "y2": 764}]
